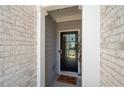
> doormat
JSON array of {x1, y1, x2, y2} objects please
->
[{"x1": 57, "y1": 75, "x2": 77, "y2": 85}]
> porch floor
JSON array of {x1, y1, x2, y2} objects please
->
[{"x1": 48, "y1": 74, "x2": 81, "y2": 87}]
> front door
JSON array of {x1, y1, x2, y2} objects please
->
[{"x1": 60, "y1": 31, "x2": 78, "y2": 72}]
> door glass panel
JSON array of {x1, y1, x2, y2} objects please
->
[
  {"x1": 63, "y1": 34, "x2": 69, "y2": 41},
  {"x1": 66, "y1": 50, "x2": 76, "y2": 59},
  {"x1": 69, "y1": 34, "x2": 75, "y2": 41},
  {"x1": 62, "y1": 33, "x2": 77, "y2": 59},
  {"x1": 65, "y1": 34, "x2": 76, "y2": 59},
  {"x1": 66, "y1": 43, "x2": 69, "y2": 49},
  {"x1": 66, "y1": 42, "x2": 75, "y2": 49},
  {"x1": 69, "y1": 42, "x2": 75, "y2": 49}
]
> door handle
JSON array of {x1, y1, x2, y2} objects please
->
[{"x1": 58, "y1": 49, "x2": 62, "y2": 55}]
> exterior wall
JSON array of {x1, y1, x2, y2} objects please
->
[
  {"x1": 0, "y1": 6, "x2": 37, "y2": 87},
  {"x1": 57, "y1": 20, "x2": 82, "y2": 31},
  {"x1": 101, "y1": 6, "x2": 124, "y2": 86},
  {"x1": 45, "y1": 15, "x2": 57, "y2": 86}
]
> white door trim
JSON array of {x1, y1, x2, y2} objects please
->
[{"x1": 57, "y1": 29, "x2": 81, "y2": 76}]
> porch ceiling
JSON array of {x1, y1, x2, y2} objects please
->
[{"x1": 44, "y1": 6, "x2": 82, "y2": 22}]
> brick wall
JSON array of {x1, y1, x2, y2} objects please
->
[
  {"x1": 0, "y1": 6, "x2": 37, "y2": 87},
  {"x1": 101, "y1": 6, "x2": 124, "y2": 86}
]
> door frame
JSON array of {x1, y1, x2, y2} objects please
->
[{"x1": 57, "y1": 29, "x2": 81, "y2": 76}]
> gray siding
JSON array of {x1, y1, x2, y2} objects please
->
[
  {"x1": 57, "y1": 20, "x2": 82, "y2": 31},
  {"x1": 45, "y1": 15, "x2": 57, "y2": 86}
]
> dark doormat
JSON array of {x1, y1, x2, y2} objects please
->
[{"x1": 57, "y1": 75, "x2": 77, "y2": 85}]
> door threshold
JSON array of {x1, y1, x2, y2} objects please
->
[{"x1": 60, "y1": 71, "x2": 78, "y2": 78}]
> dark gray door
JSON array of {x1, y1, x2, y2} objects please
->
[{"x1": 60, "y1": 31, "x2": 78, "y2": 72}]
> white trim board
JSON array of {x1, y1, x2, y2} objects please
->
[
  {"x1": 44, "y1": 5, "x2": 75, "y2": 12},
  {"x1": 37, "y1": 6, "x2": 45, "y2": 87},
  {"x1": 37, "y1": 6, "x2": 41, "y2": 87},
  {"x1": 57, "y1": 29, "x2": 81, "y2": 76},
  {"x1": 82, "y1": 5, "x2": 100, "y2": 87}
]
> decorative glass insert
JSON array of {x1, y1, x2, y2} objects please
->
[
  {"x1": 64, "y1": 33, "x2": 76, "y2": 59},
  {"x1": 66, "y1": 50, "x2": 76, "y2": 59},
  {"x1": 69, "y1": 34, "x2": 75, "y2": 41}
]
